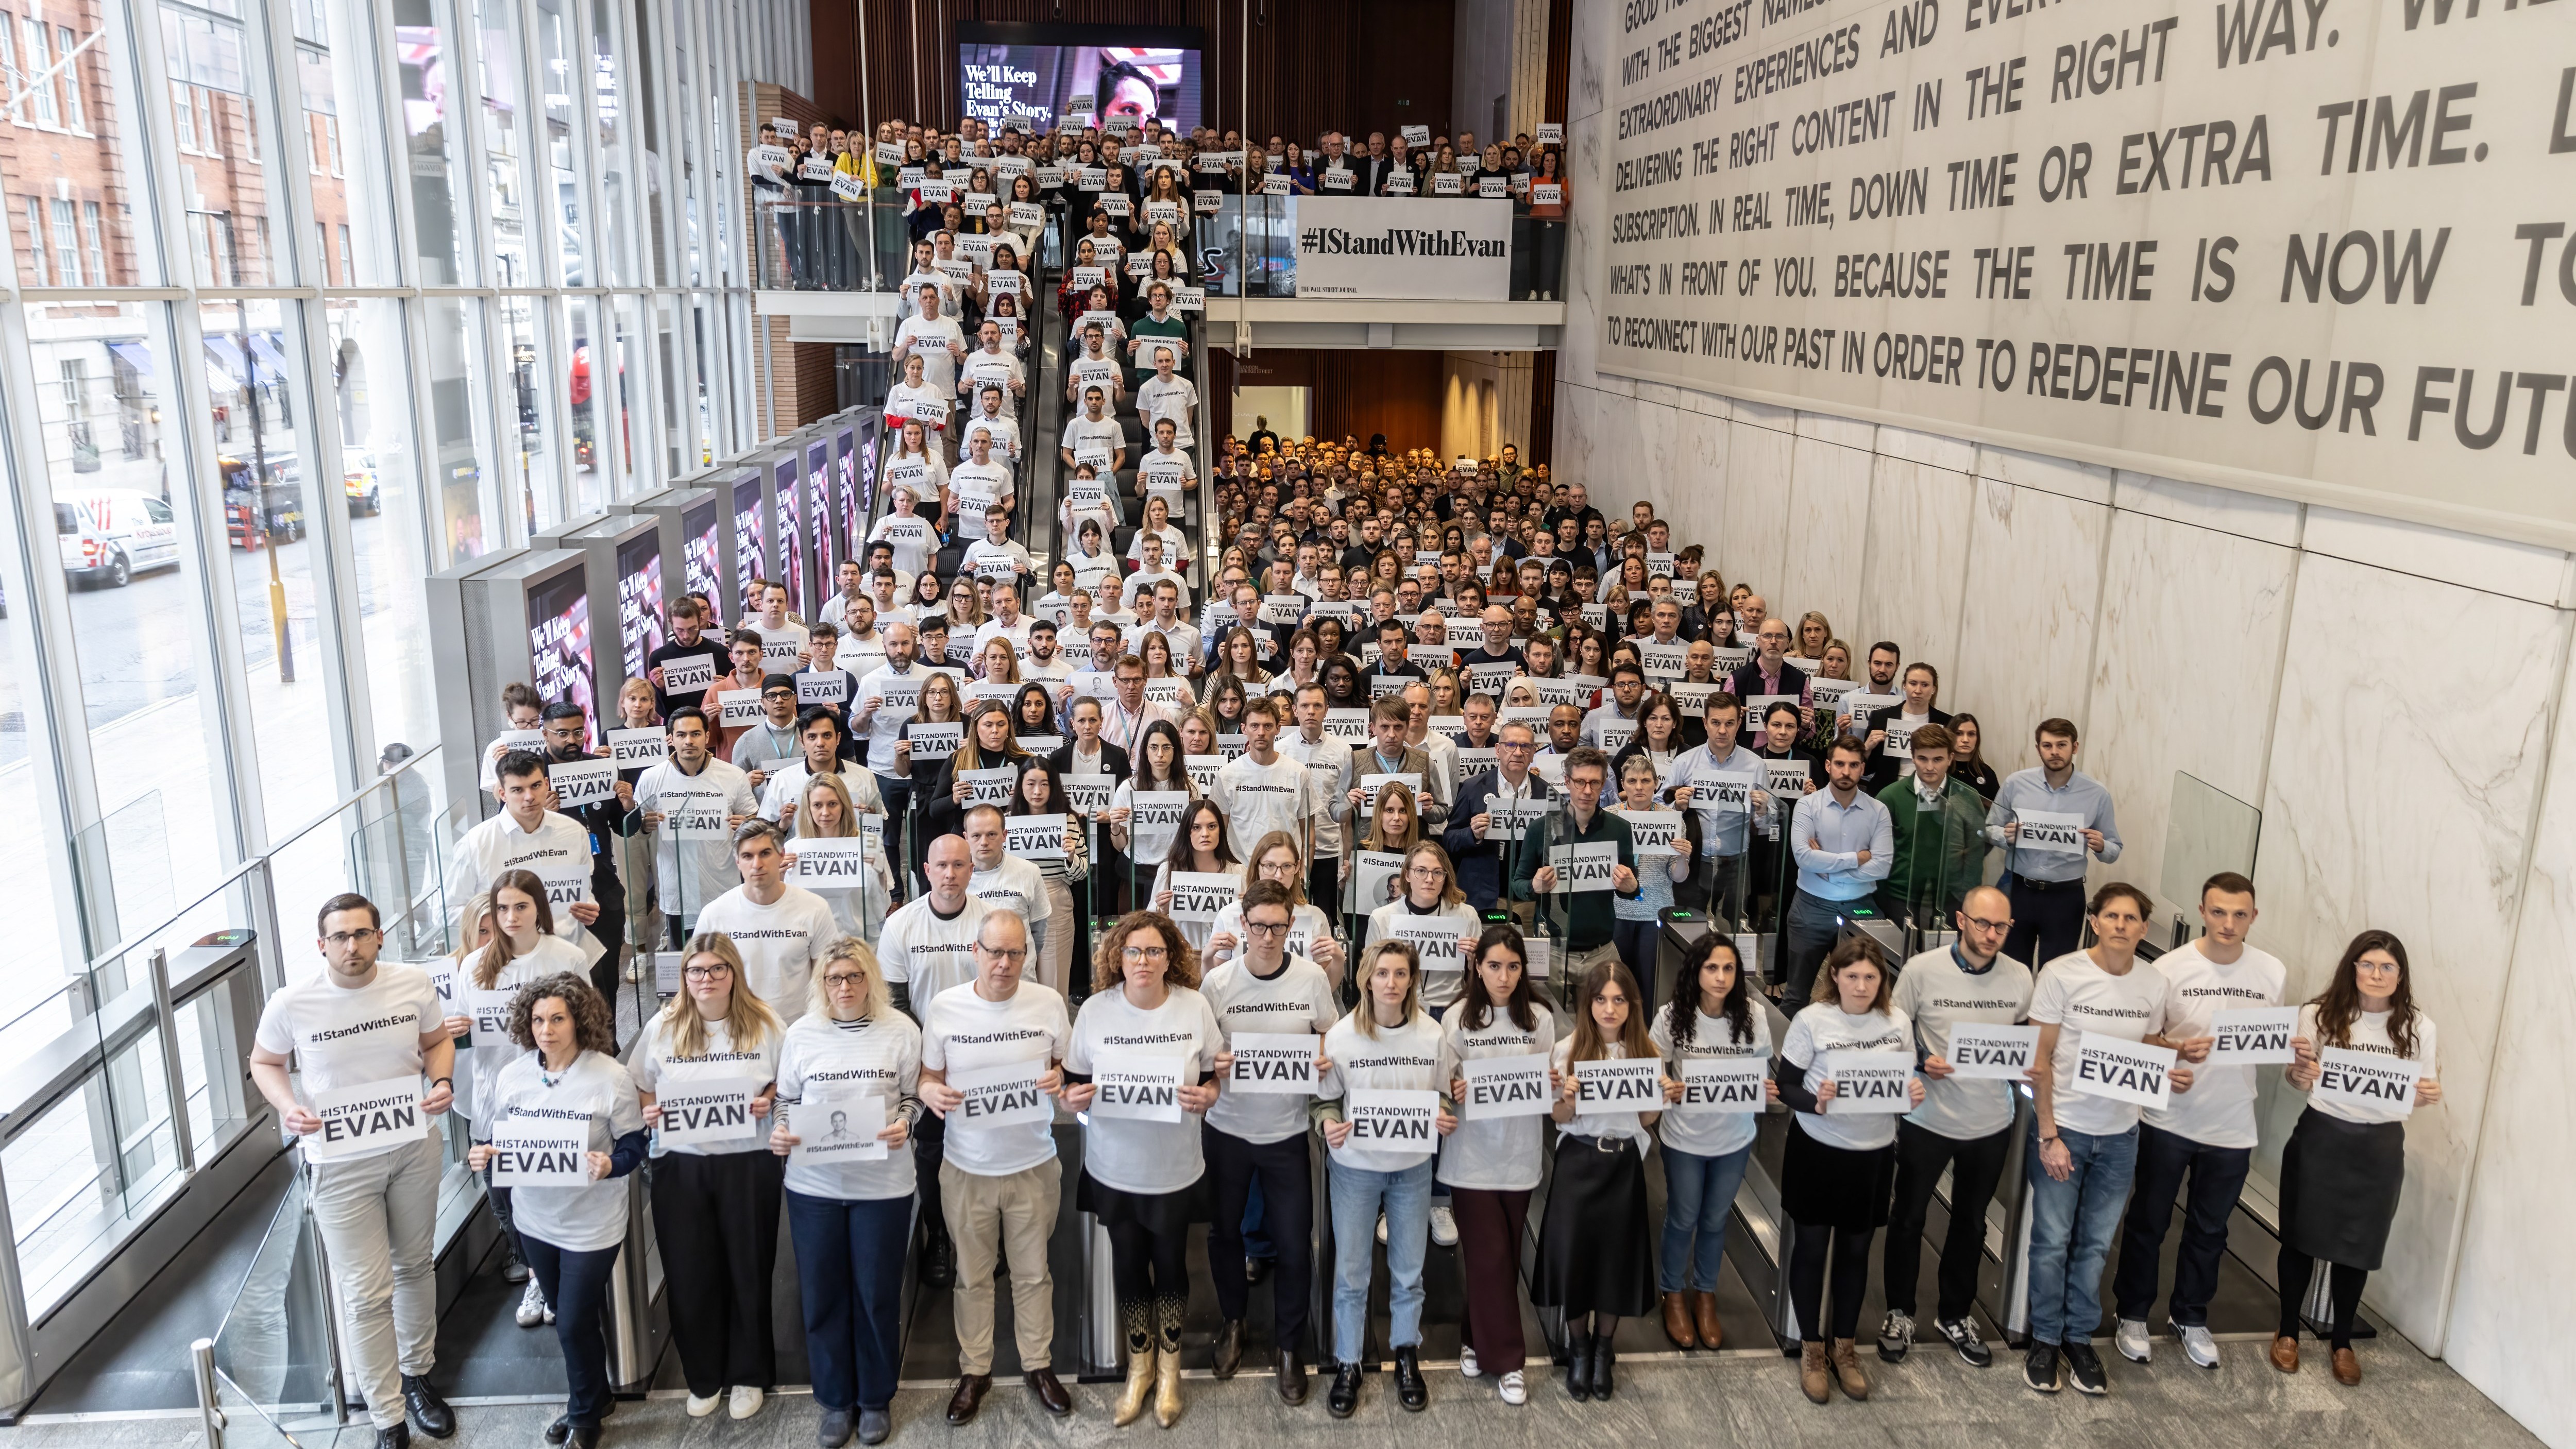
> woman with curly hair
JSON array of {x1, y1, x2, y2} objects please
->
[
  {"x1": 1062, "y1": 911, "x2": 1227, "y2": 1427},
  {"x1": 468, "y1": 974, "x2": 645, "y2": 1448}
]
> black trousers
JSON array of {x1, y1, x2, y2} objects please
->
[
  {"x1": 1788, "y1": 1221, "x2": 1874, "y2": 1343},
  {"x1": 649, "y1": 1150, "x2": 785, "y2": 1395},
  {"x1": 1205, "y1": 1126, "x2": 1314, "y2": 1349},
  {"x1": 2001, "y1": 874, "x2": 2087, "y2": 967},
  {"x1": 912, "y1": 1110, "x2": 949, "y2": 1251},
  {"x1": 1883, "y1": 1118, "x2": 2012, "y2": 1323},
  {"x1": 521, "y1": 1235, "x2": 619, "y2": 1428},
  {"x1": 1307, "y1": 854, "x2": 1342, "y2": 924},
  {"x1": 2113, "y1": 1123, "x2": 2252, "y2": 1328}
]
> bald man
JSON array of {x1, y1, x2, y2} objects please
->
[{"x1": 1879, "y1": 885, "x2": 2032, "y2": 1368}]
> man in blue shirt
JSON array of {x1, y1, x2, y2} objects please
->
[
  {"x1": 1982, "y1": 718, "x2": 2123, "y2": 967},
  {"x1": 1783, "y1": 737, "x2": 1894, "y2": 1001},
  {"x1": 1663, "y1": 692, "x2": 1765, "y2": 927}
]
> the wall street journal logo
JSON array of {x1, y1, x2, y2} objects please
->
[{"x1": 1297, "y1": 226, "x2": 1506, "y2": 259}]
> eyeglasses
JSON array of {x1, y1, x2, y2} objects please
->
[
  {"x1": 682, "y1": 965, "x2": 731, "y2": 980},
  {"x1": 1121, "y1": 945, "x2": 1170, "y2": 961},
  {"x1": 323, "y1": 928, "x2": 382, "y2": 946},
  {"x1": 977, "y1": 946, "x2": 1031, "y2": 962},
  {"x1": 1404, "y1": 865, "x2": 1447, "y2": 880},
  {"x1": 1960, "y1": 915, "x2": 2010, "y2": 934},
  {"x1": 822, "y1": 972, "x2": 870, "y2": 988},
  {"x1": 1244, "y1": 920, "x2": 1291, "y2": 937}
]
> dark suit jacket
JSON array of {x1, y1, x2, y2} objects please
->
[
  {"x1": 1859, "y1": 705, "x2": 1954, "y2": 793},
  {"x1": 1442, "y1": 769, "x2": 1555, "y2": 909},
  {"x1": 1725, "y1": 659, "x2": 1810, "y2": 707}
]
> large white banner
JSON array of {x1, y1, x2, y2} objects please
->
[
  {"x1": 1295, "y1": 197, "x2": 1514, "y2": 300},
  {"x1": 1595, "y1": 0, "x2": 2576, "y2": 543}
]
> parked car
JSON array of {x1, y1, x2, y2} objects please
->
[
  {"x1": 345, "y1": 451, "x2": 382, "y2": 516},
  {"x1": 57, "y1": 489, "x2": 181, "y2": 588}
]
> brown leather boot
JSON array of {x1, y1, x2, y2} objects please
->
[
  {"x1": 2269, "y1": 1336, "x2": 2301, "y2": 1374},
  {"x1": 1832, "y1": 1338, "x2": 1870, "y2": 1400},
  {"x1": 1662, "y1": 1291, "x2": 1699, "y2": 1349},
  {"x1": 2331, "y1": 1347, "x2": 2362, "y2": 1387},
  {"x1": 1800, "y1": 1341, "x2": 1831, "y2": 1404},
  {"x1": 1692, "y1": 1290, "x2": 1723, "y2": 1350}
]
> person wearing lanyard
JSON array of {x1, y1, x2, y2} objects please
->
[
  {"x1": 248, "y1": 893, "x2": 458, "y2": 1449},
  {"x1": 1438, "y1": 926, "x2": 1555, "y2": 1406},
  {"x1": 1537, "y1": 958, "x2": 1666, "y2": 1402},
  {"x1": 1651, "y1": 934, "x2": 1774, "y2": 1354},
  {"x1": 769, "y1": 940, "x2": 922, "y2": 1447},
  {"x1": 733, "y1": 675, "x2": 807, "y2": 791},
  {"x1": 467, "y1": 976, "x2": 645, "y2": 1449},
  {"x1": 1509, "y1": 746, "x2": 1641, "y2": 1007},
  {"x1": 1442, "y1": 718, "x2": 1550, "y2": 914},
  {"x1": 1878, "y1": 887, "x2": 2031, "y2": 1369},
  {"x1": 1781, "y1": 738, "x2": 1894, "y2": 1004},
  {"x1": 633, "y1": 934, "x2": 786, "y2": 1421},
  {"x1": 1101, "y1": 653, "x2": 1173, "y2": 756},
  {"x1": 1984, "y1": 717, "x2": 2123, "y2": 969}
]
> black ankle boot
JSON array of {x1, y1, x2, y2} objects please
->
[
  {"x1": 1591, "y1": 1334, "x2": 1616, "y2": 1400},
  {"x1": 1565, "y1": 1328, "x2": 1593, "y2": 1401}
]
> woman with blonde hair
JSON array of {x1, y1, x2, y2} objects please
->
[
  {"x1": 769, "y1": 939, "x2": 921, "y2": 1445},
  {"x1": 1793, "y1": 611, "x2": 1834, "y2": 666},
  {"x1": 787, "y1": 771, "x2": 892, "y2": 937},
  {"x1": 976, "y1": 634, "x2": 1021, "y2": 687},
  {"x1": 1364, "y1": 840, "x2": 1481, "y2": 1015},
  {"x1": 635, "y1": 933, "x2": 788, "y2": 1420},
  {"x1": 1204, "y1": 830, "x2": 1349, "y2": 982}
]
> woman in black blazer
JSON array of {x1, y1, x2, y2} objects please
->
[
  {"x1": 1049, "y1": 696, "x2": 1134, "y2": 914},
  {"x1": 1858, "y1": 663, "x2": 1952, "y2": 794}
]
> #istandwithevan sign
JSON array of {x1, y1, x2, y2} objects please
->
[{"x1": 1291, "y1": 197, "x2": 1513, "y2": 301}]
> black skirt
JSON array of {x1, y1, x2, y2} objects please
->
[
  {"x1": 1076, "y1": 1169, "x2": 1207, "y2": 1236},
  {"x1": 1532, "y1": 1133, "x2": 1656, "y2": 1318},
  {"x1": 2280, "y1": 1108, "x2": 2405, "y2": 1271},
  {"x1": 1780, "y1": 1121, "x2": 1897, "y2": 1231}
]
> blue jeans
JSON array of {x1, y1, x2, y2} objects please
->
[
  {"x1": 520, "y1": 1236, "x2": 619, "y2": 1429},
  {"x1": 786, "y1": 1189, "x2": 913, "y2": 1412},
  {"x1": 2024, "y1": 1120, "x2": 2140, "y2": 1346},
  {"x1": 1659, "y1": 1143, "x2": 1752, "y2": 1293},
  {"x1": 1328, "y1": 1156, "x2": 1434, "y2": 1365}
]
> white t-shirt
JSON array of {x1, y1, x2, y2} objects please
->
[
  {"x1": 967, "y1": 856, "x2": 1052, "y2": 932},
  {"x1": 2296, "y1": 1002, "x2": 2436, "y2": 1126},
  {"x1": 1200, "y1": 954, "x2": 1339, "y2": 1144},
  {"x1": 1652, "y1": 1002, "x2": 1772, "y2": 1160},
  {"x1": 2144, "y1": 940, "x2": 2287, "y2": 1148},
  {"x1": 1205, "y1": 901, "x2": 1335, "y2": 973},
  {"x1": 1136, "y1": 374, "x2": 1199, "y2": 448},
  {"x1": 920, "y1": 981, "x2": 1072, "y2": 1177},
  {"x1": 855, "y1": 662, "x2": 926, "y2": 761},
  {"x1": 867, "y1": 514, "x2": 939, "y2": 579},
  {"x1": 631, "y1": 1013, "x2": 782, "y2": 1157},
  {"x1": 893, "y1": 314, "x2": 967, "y2": 396},
  {"x1": 1364, "y1": 899, "x2": 1482, "y2": 1013},
  {"x1": 1553, "y1": 1037, "x2": 1654, "y2": 1149},
  {"x1": 777, "y1": 1010, "x2": 923, "y2": 1201},
  {"x1": 485, "y1": 1049, "x2": 646, "y2": 1251},
  {"x1": 1210, "y1": 753, "x2": 1320, "y2": 862},
  {"x1": 1281, "y1": 734, "x2": 1356, "y2": 856},
  {"x1": 958, "y1": 347, "x2": 1024, "y2": 396},
  {"x1": 632, "y1": 758, "x2": 759, "y2": 914},
  {"x1": 253, "y1": 964, "x2": 446, "y2": 1162},
  {"x1": 1066, "y1": 985, "x2": 1226, "y2": 1194},
  {"x1": 693, "y1": 885, "x2": 841, "y2": 1020},
  {"x1": 1317, "y1": 1009, "x2": 1447, "y2": 1172},
  {"x1": 2028, "y1": 950, "x2": 2171, "y2": 1138},
  {"x1": 950, "y1": 458, "x2": 1015, "y2": 509},
  {"x1": 1892, "y1": 945, "x2": 2036, "y2": 1142},
  {"x1": 1780, "y1": 1002, "x2": 1914, "y2": 1152},
  {"x1": 453, "y1": 935, "x2": 589, "y2": 1126},
  {"x1": 1438, "y1": 999, "x2": 1555, "y2": 1190},
  {"x1": 875, "y1": 894, "x2": 989, "y2": 1002},
  {"x1": 447, "y1": 810, "x2": 598, "y2": 958},
  {"x1": 1060, "y1": 414, "x2": 1123, "y2": 463}
]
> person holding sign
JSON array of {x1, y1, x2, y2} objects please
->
[
  {"x1": 1008, "y1": 760, "x2": 1090, "y2": 993},
  {"x1": 1365, "y1": 842, "x2": 1482, "y2": 1016},
  {"x1": 1873, "y1": 723, "x2": 1992, "y2": 932},
  {"x1": 694, "y1": 821, "x2": 839, "y2": 1021},
  {"x1": 468, "y1": 976, "x2": 644, "y2": 1449},
  {"x1": 634, "y1": 709, "x2": 760, "y2": 944},
  {"x1": 537, "y1": 705, "x2": 639, "y2": 997},
  {"x1": 1611, "y1": 754, "x2": 1694, "y2": 1008},
  {"x1": 2113, "y1": 872, "x2": 2286, "y2": 1369},
  {"x1": 699, "y1": 630, "x2": 772, "y2": 762},
  {"x1": 786, "y1": 773, "x2": 890, "y2": 939},
  {"x1": 1985, "y1": 718, "x2": 2125, "y2": 970},
  {"x1": 634, "y1": 935, "x2": 787, "y2": 1421},
  {"x1": 1314, "y1": 942, "x2": 1455, "y2": 1418},
  {"x1": 2022, "y1": 883, "x2": 2187, "y2": 1397},
  {"x1": 1782, "y1": 738, "x2": 1894, "y2": 1005},
  {"x1": 1148, "y1": 798, "x2": 1240, "y2": 952},
  {"x1": 1663, "y1": 691, "x2": 1765, "y2": 927},
  {"x1": 769, "y1": 941, "x2": 922, "y2": 1448},
  {"x1": 1438, "y1": 927, "x2": 1556, "y2": 1406},
  {"x1": 1203, "y1": 831, "x2": 1348, "y2": 984},
  {"x1": 866, "y1": 483, "x2": 940, "y2": 582},
  {"x1": 1445, "y1": 718, "x2": 1552, "y2": 914},
  {"x1": 249, "y1": 895, "x2": 457, "y2": 1448},
  {"x1": 1773, "y1": 935, "x2": 1922, "y2": 1403},
  {"x1": 1650, "y1": 935, "x2": 1774, "y2": 1352},
  {"x1": 1879, "y1": 885, "x2": 2032, "y2": 1368},
  {"x1": 449, "y1": 751, "x2": 604, "y2": 966},
  {"x1": 2272, "y1": 930, "x2": 2439, "y2": 1387},
  {"x1": 916, "y1": 913, "x2": 1076, "y2": 1426},
  {"x1": 1858, "y1": 662, "x2": 1952, "y2": 795},
  {"x1": 1537, "y1": 960, "x2": 1665, "y2": 1401},
  {"x1": 1511, "y1": 747, "x2": 1642, "y2": 1002},
  {"x1": 1061, "y1": 913, "x2": 1227, "y2": 1427}
]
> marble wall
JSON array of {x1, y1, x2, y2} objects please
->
[{"x1": 1552, "y1": 0, "x2": 2576, "y2": 1437}]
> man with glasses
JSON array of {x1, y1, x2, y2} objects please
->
[
  {"x1": 1445, "y1": 720, "x2": 1550, "y2": 913},
  {"x1": 249, "y1": 894, "x2": 458, "y2": 1449},
  {"x1": 731, "y1": 673, "x2": 807, "y2": 792},
  {"x1": 1879, "y1": 885, "x2": 2031, "y2": 1369},
  {"x1": 1510, "y1": 746, "x2": 1641, "y2": 995},
  {"x1": 537, "y1": 702, "x2": 640, "y2": 1007},
  {"x1": 878, "y1": 834, "x2": 988, "y2": 1290},
  {"x1": 917, "y1": 911, "x2": 1074, "y2": 1425}
]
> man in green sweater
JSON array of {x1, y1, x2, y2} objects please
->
[
  {"x1": 1873, "y1": 723, "x2": 1991, "y2": 932},
  {"x1": 1511, "y1": 745, "x2": 1642, "y2": 1009}
]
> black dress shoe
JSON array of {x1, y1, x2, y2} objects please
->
[
  {"x1": 546, "y1": 1416, "x2": 571, "y2": 1446},
  {"x1": 1245, "y1": 1256, "x2": 1275, "y2": 1285},
  {"x1": 1591, "y1": 1335, "x2": 1617, "y2": 1400},
  {"x1": 1025, "y1": 1367, "x2": 1073, "y2": 1416},
  {"x1": 1214, "y1": 1320, "x2": 1246, "y2": 1379},
  {"x1": 1565, "y1": 1329, "x2": 1593, "y2": 1401},
  {"x1": 1276, "y1": 1348, "x2": 1309, "y2": 1405},
  {"x1": 921, "y1": 1232, "x2": 956, "y2": 1289},
  {"x1": 816, "y1": 1405, "x2": 857, "y2": 1447},
  {"x1": 1327, "y1": 1361, "x2": 1362, "y2": 1418},
  {"x1": 1394, "y1": 1345, "x2": 1428, "y2": 1411},
  {"x1": 401, "y1": 1375, "x2": 454, "y2": 1439},
  {"x1": 945, "y1": 1374, "x2": 990, "y2": 1425},
  {"x1": 375, "y1": 1426, "x2": 410, "y2": 1449}
]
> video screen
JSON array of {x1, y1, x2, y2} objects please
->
[
  {"x1": 807, "y1": 439, "x2": 836, "y2": 583},
  {"x1": 615, "y1": 530, "x2": 667, "y2": 681},
  {"x1": 682, "y1": 498, "x2": 722, "y2": 606},
  {"x1": 958, "y1": 25, "x2": 1202, "y2": 132},
  {"x1": 835, "y1": 425, "x2": 864, "y2": 555},
  {"x1": 730, "y1": 470, "x2": 765, "y2": 620},
  {"x1": 526, "y1": 565, "x2": 596, "y2": 748},
  {"x1": 773, "y1": 457, "x2": 804, "y2": 611}
]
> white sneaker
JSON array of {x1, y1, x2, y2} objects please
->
[
  {"x1": 1376, "y1": 1212, "x2": 1388, "y2": 1245},
  {"x1": 728, "y1": 1385, "x2": 765, "y2": 1419},
  {"x1": 2116, "y1": 1318, "x2": 2153, "y2": 1364},
  {"x1": 685, "y1": 1392, "x2": 722, "y2": 1418},
  {"x1": 1498, "y1": 1370, "x2": 1527, "y2": 1405},
  {"x1": 514, "y1": 1280, "x2": 547, "y2": 1328},
  {"x1": 2179, "y1": 1324, "x2": 2221, "y2": 1369},
  {"x1": 1458, "y1": 1345, "x2": 1480, "y2": 1378},
  {"x1": 1429, "y1": 1204, "x2": 1459, "y2": 1248}
]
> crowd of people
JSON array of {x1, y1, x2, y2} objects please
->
[{"x1": 267, "y1": 212, "x2": 2436, "y2": 1449}]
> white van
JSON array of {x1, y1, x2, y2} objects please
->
[{"x1": 57, "y1": 489, "x2": 181, "y2": 588}]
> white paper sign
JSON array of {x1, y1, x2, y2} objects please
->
[
  {"x1": 1349, "y1": 849, "x2": 1404, "y2": 910},
  {"x1": 1535, "y1": 123, "x2": 1563, "y2": 144},
  {"x1": 2313, "y1": 1046, "x2": 2423, "y2": 1119},
  {"x1": 2015, "y1": 809, "x2": 2089, "y2": 855},
  {"x1": 466, "y1": 987, "x2": 519, "y2": 1051},
  {"x1": 2206, "y1": 1007, "x2": 2299, "y2": 1066},
  {"x1": 1344, "y1": 1087, "x2": 1439, "y2": 1149},
  {"x1": 1228, "y1": 1034, "x2": 1318, "y2": 1096},
  {"x1": 958, "y1": 765, "x2": 1016, "y2": 809},
  {"x1": 2073, "y1": 1033, "x2": 2177, "y2": 1109},
  {"x1": 1167, "y1": 870, "x2": 1235, "y2": 923},
  {"x1": 787, "y1": 835, "x2": 875, "y2": 888},
  {"x1": 1548, "y1": 841, "x2": 1618, "y2": 893},
  {"x1": 1065, "y1": 774, "x2": 1114, "y2": 815},
  {"x1": 655, "y1": 1075, "x2": 762, "y2": 1147},
  {"x1": 303, "y1": 1078, "x2": 426, "y2": 1162},
  {"x1": 789, "y1": 1090, "x2": 889, "y2": 1163},
  {"x1": 1677, "y1": 1055, "x2": 1768, "y2": 1114},
  {"x1": 718, "y1": 689, "x2": 765, "y2": 727},
  {"x1": 796, "y1": 671, "x2": 849, "y2": 707},
  {"x1": 949, "y1": 1060, "x2": 1055, "y2": 1129},
  {"x1": 487, "y1": 1126, "x2": 590, "y2": 1186},
  {"x1": 907, "y1": 722, "x2": 962, "y2": 761},
  {"x1": 1532, "y1": 183, "x2": 1563, "y2": 206},
  {"x1": 1400, "y1": 125, "x2": 1430, "y2": 146},
  {"x1": 1459, "y1": 1052, "x2": 1555, "y2": 1120},
  {"x1": 609, "y1": 727, "x2": 668, "y2": 766},
  {"x1": 1089, "y1": 1053, "x2": 1187, "y2": 1123},
  {"x1": 1825, "y1": 1048, "x2": 1917, "y2": 1113},
  {"x1": 1391, "y1": 920, "x2": 1467, "y2": 977},
  {"x1": 659, "y1": 784, "x2": 731, "y2": 841},
  {"x1": 1574, "y1": 1056, "x2": 1664, "y2": 1115},
  {"x1": 1614, "y1": 808, "x2": 1684, "y2": 857},
  {"x1": 1944, "y1": 1022, "x2": 2041, "y2": 1080},
  {"x1": 1004, "y1": 813, "x2": 1067, "y2": 860},
  {"x1": 1323, "y1": 708, "x2": 1374, "y2": 743},
  {"x1": 1358, "y1": 771, "x2": 1421, "y2": 814},
  {"x1": 549, "y1": 757, "x2": 620, "y2": 810},
  {"x1": 1129, "y1": 791, "x2": 1191, "y2": 860}
]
